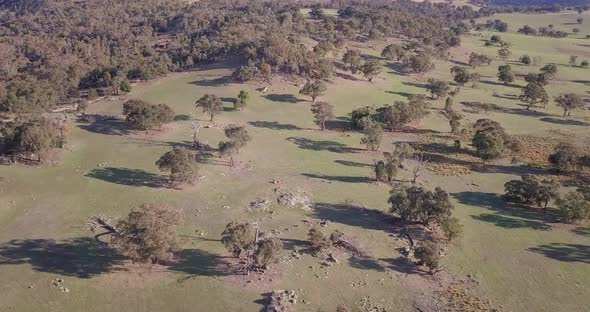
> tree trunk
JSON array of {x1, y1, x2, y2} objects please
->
[{"x1": 321, "y1": 121, "x2": 325, "y2": 131}]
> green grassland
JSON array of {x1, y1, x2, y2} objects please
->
[{"x1": 0, "y1": 11, "x2": 589, "y2": 312}]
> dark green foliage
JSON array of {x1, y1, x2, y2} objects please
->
[
  {"x1": 388, "y1": 185, "x2": 453, "y2": 225},
  {"x1": 219, "y1": 125, "x2": 251, "y2": 167},
  {"x1": 497, "y1": 65, "x2": 514, "y2": 85},
  {"x1": 374, "y1": 160, "x2": 387, "y2": 182},
  {"x1": 472, "y1": 119, "x2": 508, "y2": 161},
  {"x1": 450, "y1": 66, "x2": 479, "y2": 86},
  {"x1": 520, "y1": 82, "x2": 549, "y2": 110},
  {"x1": 524, "y1": 73, "x2": 549, "y2": 86},
  {"x1": 360, "y1": 119, "x2": 383, "y2": 151},
  {"x1": 381, "y1": 44, "x2": 406, "y2": 61},
  {"x1": 468, "y1": 53, "x2": 493, "y2": 67},
  {"x1": 377, "y1": 97, "x2": 429, "y2": 132},
  {"x1": 254, "y1": 238, "x2": 283, "y2": 268},
  {"x1": 441, "y1": 217, "x2": 463, "y2": 242},
  {"x1": 342, "y1": 50, "x2": 363, "y2": 74},
  {"x1": 414, "y1": 242, "x2": 441, "y2": 275},
  {"x1": 360, "y1": 60, "x2": 382, "y2": 82},
  {"x1": 122, "y1": 100, "x2": 174, "y2": 131},
  {"x1": 540, "y1": 64, "x2": 558, "y2": 77},
  {"x1": 504, "y1": 175, "x2": 559, "y2": 208},
  {"x1": 405, "y1": 53, "x2": 435, "y2": 73},
  {"x1": 221, "y1": 222, "x2": 255, "y2": 258},
  {"x1": 349, "y1": 106, "x2": 376, "y2": 130},
  {"x1": 310, "y1": 101, "x2": 335, "y2": 131},
  {"x1": 426, "y1": 79, "x2": 451, "y2": 99},
  {"x1": 156, "y1": 147, "x2": 198, "y2": 184},
  {"x1": 110, "y1": 204, "x2": 181, "y2": 264},
  {"x1": 555, "y1": 93, "x2": 585, "y2": 117},
  {"x1": 299, "y1": 80, "x2": 327, "y2": 102},
  {"x1": 195, "y1": 94, "x2": 223, "y2": 122},
  {"x1": 556, "y1": 191, "x2": 590, "y2": 223},
  {"x1": 0, "y1": 115, "x2": 62, "y2": 161},
  {"x1": 520, "y1": 55, "x2": 532, "y2": 65},
  {"x1": 549, "y1": 142, "x2": 582, "y2": 172},
  {"x1": 233, "y1": 64, "x2": 259, "y2": 82}
]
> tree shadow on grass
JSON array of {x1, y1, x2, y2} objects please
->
[
  {"x1": 472, "y1": 213, "x2": 550, "y2": 230},
  {"x1": 248, "y1": 121, "x2": 303, "y2": 130},
  {"x1": 264, "y1": 94, "x2": 300, "y2": 104},
  {"x1": 78, "y1": 116, "x2": 130, "y2": 136},
  {"x1": 85, "y1": 167, "x2": 165, "y2": 188},
  {"x1": 0, "y1": 238, "x2": 123, "y2": 278},
  {"x1": 334, "y1": 160, "x2": 372, "y2": 168},
  {"x1": 528, "y1": 243, "x2": 590, "y2": 263},
  {"x1": 348, "y1": 256, "x2": 386, "y2": 272},
  {"x1": 171, "y1": 249, "x2": 231, "y2": 279},
  {"x1": 385, "y1": 90, "x2": 414, "y2": 98},
  {"x1": 572, "y1": 227, "x2": 590, "y2": 237},
  {"x1": 302, "y1": 173, "x2": 370, "y2": 184},
  {"x1": 454, "y1": 191, "x2": 558, "y2": 230},
  {"x1": 313, "y1": 202, "x2": 398, "y2": 233},
  {"x1": 188, "y1": 75, "x2": 232, "y2": 87},
  {"x1": 379, "y1": 256, "x2": 420, "y2": 275},
  {"x1": 287, "y1": 137, "x2": 361, "y2": 153},
  {"x1": 540, "y1": 117, "x2": 589, "y2": 126}
]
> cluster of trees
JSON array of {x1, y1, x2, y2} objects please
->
[
  {"x1": 348, "y1": 96, "x2": 430, "y2": 152},
  {"x1": 0, "y1": 0, "x2": 489, "y2": 114},
  {"x1": 504, "y1": 175, "x2": 590, "y2": 223},
  {"x1": 374, "y1": 143, "x2": 415, "y2": 183},
  {"x1": 221, "y1": 222, "x2": 282, "y2": 272},
  {"x1": 471, "y1": 119, "x2": 519, "y2": 161},
  {"x1": 475, "y1": 19, "x2": 508, "y2": 32},
  {"x1": 219, "y1": 125, "x2": 252, "y2": 167},
  {"x1": 517, "y1": 25, "x2": 569, "y2": 38},
  {"x1": 0, "y1": 114, "x2": 64, "y2": 162},
  {"x1": 451, "y1": 66, "x2": 481, "y2": 87},
  {"x1": 122, "y1": 100, "x2": 175, "y2": 131}
]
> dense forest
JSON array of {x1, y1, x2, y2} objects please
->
[{"x1": 0, "y1": 0, "x2": 487, "y2": 114}]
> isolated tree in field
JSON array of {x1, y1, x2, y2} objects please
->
[
  {"x1": 573, "y1": 28, "x2": 580, "y2": 34},
  {"x1": 388, "y1": 185, "x2": 453, "y2": 225},
  {"x1": 310, "y1": 101, "x2": 334, "y2": 131},
  {"x1": 299, "y1": 80, "x2": 327, "y2": 102},
  {"x1": 555, "y1": 93, "x2": 585, "y2": 117},
  {"x1": 581, "y1": 60, "x2": 589, "y2": 68},
  {"x1": 342, "y1": 49, "x2": 362, "y2": 74},
  {"x1": 468, "y1": 53, "x2": 493, "y2": 68},
  {"x1": 569, "y1": 55, "x2": 578, "y2": 67},
  {"x1": 377, "y1": 98, "x2": 428, "y2": 132},
  {"x1": 107, "y1": 204, "x2": 181, "y2": 263},
  {"x1": 497, "y1": 65, "x2": 514, "y2": 85},
  {"x1": 406, "y1": 53, "x2": 434, "y2": 73},
  {"x1": 540, "y1": 64, "x2": 558, "y2": 78},
  {"x1": 441, "y1": 217, "x2": 463, "y2": 242},
  {"x1": 360, "y1": 119, "x2": 383, "y2": 151},
  {"x1": 195, "y1": 94, "x2": 223, "y2": 121},
  {"x1": 504, "y1": 175, "x2": 559, "y2": 209},
  {"x1": 382, "y1": 152, "x2": 399, "y2": 182},
  {"x1": 520, "y1": 55, "x2": 532, "y2": 65},
  {"x1": 156, "y1": 147, "x2": 198, "y2": 185},
  {"x1": 577, "y1": 18, "x2": 584, "y2": 24},
  {"x1": 381, "y1": 44, "x2": 405, "y2": 61},
  {"x1": 556, "y1": 191, "x2": 589, "y2": 223},
  {"x1": 123, "y1": 99, "x2": 174, "y2": 131},
  {"x1": 374, "y1": 160, "x2": 387, "y2": 182},
  {"x1": 426, "y1": 79, "x2": 450, "y2": 99},
  {"x1": 218, "y1": 125, "x2": 251, "y2": 167},
  {"x1": 221, "y1": 222, "x2": 255, "y2": 257},
  {"x1": 392, "y1": 143, "x2": 415, "y2": 168},
  {"x1": 1, "y1": 115, "x2": 62, "y2": 162},
  {"x1": 520, "y1": 82, "x2": 549, "y2": 110},
  {"x1": 360, "y1": 60, "x2": 382, "y2": 82},
  {"x1": 254, "y1": 238, "x2": 283, "y2": 269},
  {"x1": 549, "y1": 142, "x2": 582, "y2": 172},
  {"x1": 472, "y1": 121, "x2": 506, "y2": 161},
  {"x1": 234, "y1": 90, "x2": 249, "y2": 111},
  {"x1": 497, "y1": 47, "x2": 511, "y2": 60},
  {"x1": 441, "y1": 109, "x2": 463, "y2": 134}
]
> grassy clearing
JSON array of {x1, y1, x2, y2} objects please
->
[{"x1": 0, "y1": 11, "x2": 589, "y2": 312}]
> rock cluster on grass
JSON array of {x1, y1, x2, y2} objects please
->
[
  {"x1": 274, "y1": 187, "x2": 313, "y2": 210},
  {"x1": 265, "y1": 289, "x2": 297, "y2": 312},
  {"x1": 52, "y1": 278, "x2": 69, "y2": 293},
  {"x1": 249, "y1": 197, "x2": 273, "y2": 211}
]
